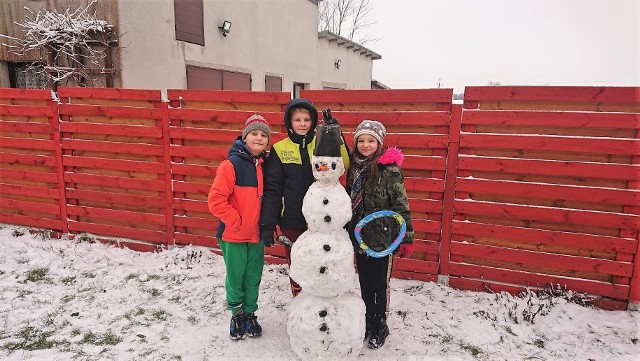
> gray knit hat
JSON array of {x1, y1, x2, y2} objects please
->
[
  {"x1": 354, "y1": 120, "x2": 386, "y2": 145},
  {"x1": 242, "y1": 114, "x2": 271, "y2": 141}
]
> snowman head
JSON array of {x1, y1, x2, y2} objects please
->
[{"x1": 312, "y1": 155, "x2": 345, "y2": 182}]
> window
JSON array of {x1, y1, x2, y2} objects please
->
[
  {"x1": 293, "y1": 82, "x2": 306, "y2": 98},
  {"x1": 174, "y1": 0, "x2": 204, "y2": 46},
  {"x1": 186, "y1": 66, "x2": 251, "y2": 90},
  {"x1": 265, "y1": 75, "x2": 282, "y2": 91},
  {"x1": 8, "y1": 62, "x2": 47, "y2": 89}
]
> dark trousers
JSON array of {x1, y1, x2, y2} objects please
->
[
  {"x1": 282, "y1": 227, "x2": 305, "y2": 297},
  {"x1": 356, "y1": 253, "x2": 393, "y2": 318}
]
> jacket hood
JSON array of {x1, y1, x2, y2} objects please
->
[
  {"x1": 378, "y1": 146, "x2": 404, "y2": 166},
  {"x1": 284, "y1": 98, "x2": 318, "y2": 146},
  {"x1": 229, "y1": 136, "x2": 266, "y2": 161}
]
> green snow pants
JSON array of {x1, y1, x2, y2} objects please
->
[{"x1": 219, "y1": 240, "x2": 264, "y2": 315}]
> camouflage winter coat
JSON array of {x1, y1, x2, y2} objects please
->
[{"x1": 347, "y1": 147, "x2": 414, "y2": 252}]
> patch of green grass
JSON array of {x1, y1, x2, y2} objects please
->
[
  {"x1": 169, "y1": 296, "x2": 181, "y2": 303},
  {"x1": 533, "y1": 338, "x2": 545, "y2": 349},
  {"x1": 43, "y1": 313, "x2": 56, "y2": 327},
  {"x1": 125, "y1": 273, "x2": 139, "y2": 281},
  {"x1": 16, "y1": 258, "x2": 29, "y2": 265},
  {"x1": 22, "y1": 268, "x2": 49, "y2": 283},
  {"x1": 187, "y1": 315, "x2": 198, "y2": 325},
  {"x1": 1, "y1": 326, "x2": 56, "y2": 352},
  {"x1": 146, "y1": 274, "x2": 162, "y2": 281},
  {"x1": 12, "y1": 229, "x2": 25, "y2": 237},
  {"x1": 70, "y1": 328, "x2": 81, "y2": 337},
  {"x1": 0, "y1": 270, "x2": 5, "y2": 276},
  {"x1": 504, "y1": 325, "x2": 517, "y2": 336},
  {"x1": 18, "y1": 289, "x2": 33, "y2": 298},
  {"x1": 151, "y1": 309, "x2": 168, "y2": 322},
  {"x1": 81, "y1": 271, "x2": 96, "y2": 279},
  {"x1": 61, "y1": 276, "x2": 76, "y2": 286},
  {"x1": 80, "y1": 330, "x2": 121, "y2": 346},
  {"x1": 149, "y1": 288, "x2": 162, "y2": 297},
  {"x1": 460, "y1": 342, "x2": 483, "y2": 358},
  {"x1": 61, "y1": 294, "x2": 75, "y2": 303}
]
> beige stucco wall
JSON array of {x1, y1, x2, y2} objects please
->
[
  {"x1": 118, "y1": 0, "x2": 377, "y2": 92},
  {"x1": 317, "y1": 38, "x2": 374, "y2": 90}
]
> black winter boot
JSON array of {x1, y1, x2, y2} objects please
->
[
  {"x1": 364, "y1": 315, "x2": 375, "y2": 341},
  {"x1": 229, "y1": 311, "x2": 246, "y2": 340},
  {"x1": 367, "y1": 315, "x2": 389, "y2": 349},
  {"x1": 244, "y1": 313, "x2": 262, "y2": 337}
]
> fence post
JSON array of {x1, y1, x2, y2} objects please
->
[
  {"x1": 157, "y1": 100, "x2": 175, "y2": 249},
  {"x1": 439, "y1": 104, "x2": 462, "y2": 282},
  {"x1": 627, "y1": 130, "x2": 640, "y2": 310},
  {"x1": 49, "y1": 96, "x2": 68, "y2": 234}
]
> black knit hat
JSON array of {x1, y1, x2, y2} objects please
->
[{"x1": 313, "y1": 123, "x2": 342, "y2": 157}]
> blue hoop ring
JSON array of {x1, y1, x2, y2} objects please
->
[{"x1": 354, "y1": 210, "x2": 406, "y2": 258}]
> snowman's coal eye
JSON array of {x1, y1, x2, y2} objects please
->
[
  {"x1": 314, "y1": 163, "x2": 320, "y2": 170},
  {"x1": 331, "y1": 163, "x2": 336, "y2": 170},
  {"x1": 319, "y1": 310, "x2": 327, "y2": 317},
  {"x1": 324, "y1": 215, "x2": 331, "y2": 223},
  {"x1": 323, "y1": 244, "x2": 331, "y2": 251},
  {"x1": 323, "y1": 198, "x2": 329, "y2": 205},
  {"x1": 319, "y1": 323, "x2": 328, "y2": 331},
  {"x1": 319, "y1": 266, "x2": 326, "y2": 274}
]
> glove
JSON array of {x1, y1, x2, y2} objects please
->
[
  {"x1": 260, "y1": 229, "x2": 275, "y2": 247},
  {"x1": 396, "y1": 243, "x2": 414, "y2": 258},
  {"x1": 322, "y1": 109, "x2": 340, "y2": 125}
]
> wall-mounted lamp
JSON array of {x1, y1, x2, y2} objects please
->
[
  {"x1": 335, "y1": 59, "x2": 341, "y2": 69},
  {"x1": 218, "y1": 20, "x2": 231, "y2": 37}
]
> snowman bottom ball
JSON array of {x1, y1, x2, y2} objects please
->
[{"x1": 287, "y1": 291, "x2": 365, "y2": 361}]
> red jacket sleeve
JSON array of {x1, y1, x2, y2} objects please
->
[{"x1": 208, "y1": 160, "x2": 241, "y2": 232}]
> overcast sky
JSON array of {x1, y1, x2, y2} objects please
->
[{"x1": 367, "y1": 0, "x2": 639, "y2": 92}]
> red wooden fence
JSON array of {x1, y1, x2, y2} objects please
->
[{"x1": 0, "y1": 86, "x2": 638, "y2": 310}]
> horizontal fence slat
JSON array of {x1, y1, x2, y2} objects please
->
[
  {"x1": 464, "y1": 86, "x2": 640, "y2": 103},
  {"x1": 0, "y1": 153, "x2": 56, "y2": 167},
  {"x1": 170, "y1": 128, "x2": 241, "y2": 142},
  {"x1": 450, "y1": 263, "x2": 629, "y2": 300},
  {"x1": 66, "y1": 189, "x2": 166, "y2": 208},
  {"x1": 0, "y1": 122, "x2": 52, "y2": 133},
  {"x1": 458, "y1": 156, "x2": 639, "y2": 181},
  {"x1": 452, "y1": 221, "x2": 637, "y2": 253},
  {"x1": 460, "y1": 133, "x2": 639, "y2": 155},
  {"x1": 457, "y1": 178, "x2": 639, "y2": 206},
  {"x1": 67, "y1": 220, "x2": 165, "y2": 244},
  {"x1": 67, "y1": 205, "x2": 166, "y2": 226},
  {"x1": 167, "y1": 89, "x2": 290, "y2": 103},
  {"x1": 63, "y1": 156, "x2": 165, "y2": 174},
  {"x1": 60, "y1": 122, "x2": 162, "y2": 138},
  {"x1": 0, "y1": 183, "x2": 60, "y2": 199},
  {"x1": 172, "y1": 181, "x2": 210, "y2": 194},
  {"x1": 171, "y1": 164, "x2": 217, "y2": 178},
  {"x1": 403, "y1": 155, "x2": 447, "y2": 171},
  {"x1": 174, "y1": 232, "x2": 218, "y2": 247},
  {"x1": 454, "y1": 199, "x2": 640, "y2": 230},
  {"x1": 59, "y1": 104, "x2": 162, "y2": 119},
  {"x1": 168, "y1": 109, "x2": 283, "y2": 123},
  {"x1": 173, "y1": 198, "x2": 209, "y2": 212},
  {"x1": 404, "y1": 177, "x2": 445, "y2": 193},
  {"x1": 450, "y1": 242, "x2": 634, "y2": 277},
  {"x1": 408, "y1": 198, "x2": 442, "y2": 213},
  {"x1": 462, "y1": 110, "x2": 640, "y2": 129},
  {"x1": 0, "y1": 106, "x2": 53, "y2": 118},
  {"x1": 58, "y1": 87, "x2": 162, "y2": 101},
  {"x1": 0, "y1": 198, "x2": 60, "y2": 214},
  {"x1": 2, "y1": 169, "x2": 59, "y2": 183},
  {"x1": 0, "y1": 88, "x2": 52, "y2": 100},
  {"x1": 0, "y1": 213, "x2": 62, "y2": 230},
  {"x1": 325, "y1": 111, "x2": 452, "y2": 126},
  {"x1": 61, "y1": 139, "x2": 164, "y2": 156},
  {"x1": 0, "y1": 137, "x2": 55, "y2": 150},
  {"x1": 393, "y1": 257, "x2": 439, "y2": 275},
  {"x1": 170, "y1": 146, "x2": 228, "y2": 160},
  {"x1": 301, "y1": 89, "x2": 453, "y2": 104},
  {"x1": 64, "y1": 173, "x2": 165, "y2": 191},
  {"x1": 173, "y1": 215, "x2": 216, "y2": 230}
]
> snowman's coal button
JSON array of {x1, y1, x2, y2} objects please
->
[
  {"x1": 319, "y1": 266, "x2": 326, "y2": 274},
  {"x1": 319, "y1": 323, "x2": 328, "y2": 331},
  {"x1": 319, "y1": 310, "x2": 327, "y2": 317},
  {"x1": 314, "y1": 164, "x2": 320, "y2": 170},
  {"x1": 324, "y1": 215, "x2": 331, "y2": 222},
  {"x1": 331, "y1": 163, "x2": 336, "y2": 170},
  {"x1": 323, "y1": 244, "x2": 331, "y2": 251},
  {"x1": 323, "y1": 198, "x2": 329, "y2": 205}
]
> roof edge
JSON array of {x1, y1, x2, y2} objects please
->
[{"x1": 318, "y1": 30, "x2": 382, "y2": 60}]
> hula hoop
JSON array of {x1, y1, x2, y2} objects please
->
[{"x1": 354, "y1": 210, "x2": 406, "y2": 258}]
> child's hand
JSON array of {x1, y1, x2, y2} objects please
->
[
  {"x1": 322, "y1": 109, "x2": 340, "y2": 125},
  {"x1": 396, "y1": 243, "x2": 414, "y2": 258},
  {"x1": 260, "y1": 229, "x2": 275, "y2": 247}
]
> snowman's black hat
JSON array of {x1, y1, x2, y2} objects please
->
[{"x1": 314, "y1": 123, "x2": 343, "y2": 157}]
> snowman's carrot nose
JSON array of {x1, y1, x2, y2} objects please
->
[{"x1": 318, "y1": 164, "x2": 328, "y2": 171}]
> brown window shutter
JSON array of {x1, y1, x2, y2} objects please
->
[
  {"x1": 186, "y1": 66, "x2": 222, "y2": 89},
  {"x1": 175, "y1": 0, "x2": 204, "y2": 46},
  {"x1": 265, "y1": 75, "x2": 283, "y2": 91},
  {"x1": 222, "y1": 71, "x2": 251, "y2": 91}
]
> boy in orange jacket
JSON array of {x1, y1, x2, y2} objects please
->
[{"x1": 208, "y1": 114, "x2": 271, "y2": 340}]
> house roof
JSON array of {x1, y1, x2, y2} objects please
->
[{"x1": 318, "y1": 31, "x2": 382, "y2": 60}]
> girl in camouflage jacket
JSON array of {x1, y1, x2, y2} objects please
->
[{"x1": 346, "y1": 120, "x2": 414, "y2": 350}]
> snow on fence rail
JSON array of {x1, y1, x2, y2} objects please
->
[{"x1": 0, "y1": 86, "x2": 638, "y2": 310}]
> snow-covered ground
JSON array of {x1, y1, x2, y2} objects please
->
[{"x1": 0, "y1": 225, "x2": 638, "y2": 361}]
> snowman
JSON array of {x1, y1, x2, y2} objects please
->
[{"x1": 287, "y1": 118, "x2": 366, "y2": 360}]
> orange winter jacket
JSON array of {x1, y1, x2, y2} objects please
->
[{"x1": 208, "y1": 139, "x2": 265, "y2": 243}]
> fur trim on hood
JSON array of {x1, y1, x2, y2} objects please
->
[{"x1": 378, "y1": 146, "x2": 404, "y2": 166}]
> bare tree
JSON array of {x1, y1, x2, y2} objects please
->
[
  {"x1": 0, "y1": 1, "x2": 117, "y2": 89},
  {"x1": 318, "y1": 0, "x2": 378, "y2": 45}
]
